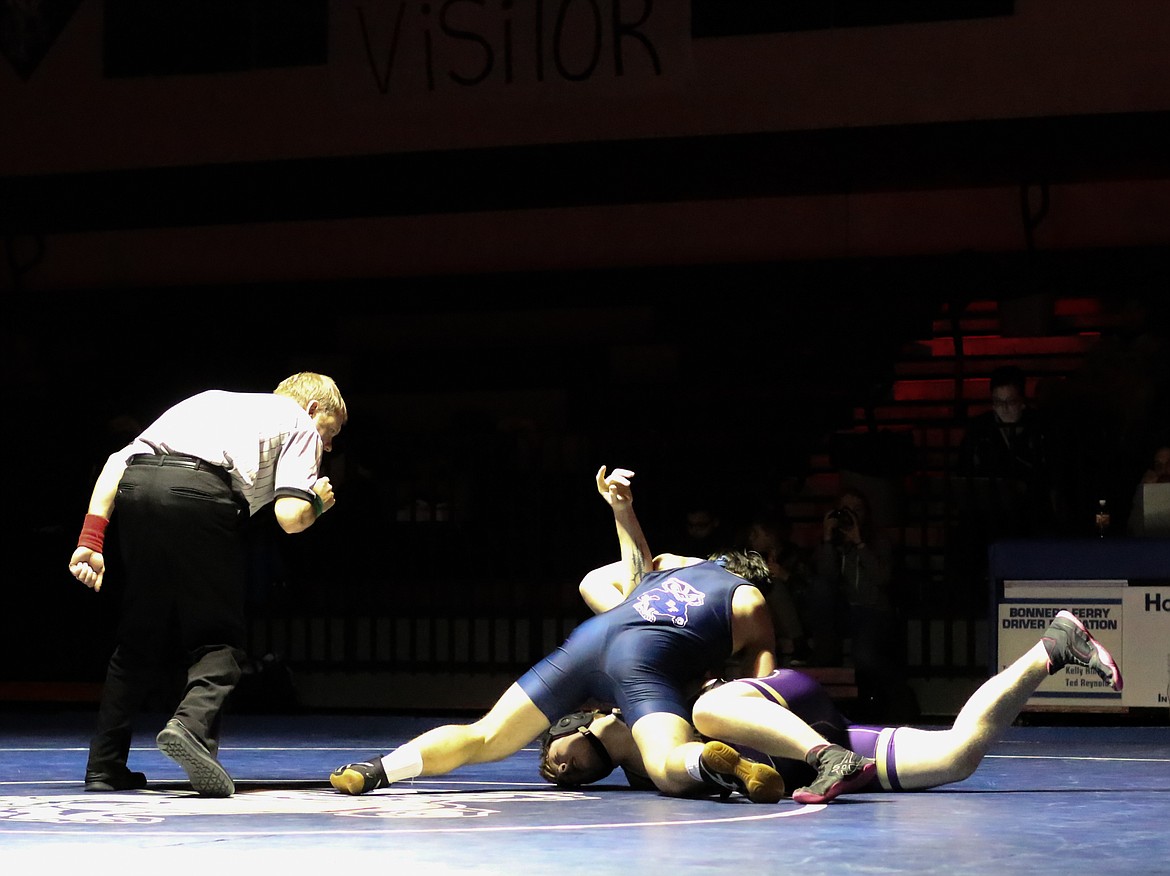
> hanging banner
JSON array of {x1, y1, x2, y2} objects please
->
[{"x1": 329, "y1": 0, "x2": 693, "y2": 107}]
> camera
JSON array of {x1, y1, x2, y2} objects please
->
[{"x1": 828, "y1": 507, "x2": 856, "y2": 529}]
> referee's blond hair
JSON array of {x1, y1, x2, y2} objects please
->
[{"x1": 274, "y1": 372, "x2": 348, "y2": 422}]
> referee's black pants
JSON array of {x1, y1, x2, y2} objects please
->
[{"x1": 87, "y1": 463, "x2": 248, "y2": 774}]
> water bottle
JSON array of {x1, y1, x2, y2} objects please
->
[{"x1": 1094, "y1": 499, "x2": 1110, "y2": 538}]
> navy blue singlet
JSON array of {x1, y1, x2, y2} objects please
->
[{"x1": 518, "y1": 561, "x2": 745, "y2": 725}]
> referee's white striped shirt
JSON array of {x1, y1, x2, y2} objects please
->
[{"x1": 120, "y1": 390, "x2": 323, "y2": 515}]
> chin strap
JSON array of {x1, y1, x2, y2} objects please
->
[{"x1": 576, "y1": 725, "x2": 614, "y2": 773}]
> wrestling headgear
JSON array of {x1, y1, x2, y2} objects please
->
[{"x1": 538, "y1": 710, "x2": 616, "y2": 786}]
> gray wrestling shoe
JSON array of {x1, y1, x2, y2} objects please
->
[
  {"x1": 1042, "y1": 610, "x2": 1123, "y2": 691},
  {"x1": 330, "y1": 759, "x2": 389, "y2": 795},
  {"x1": 792, "y1": 744, "x2": 875, "y2": 804},
  {"x1": 156, "y1": 718, "x2": 235, "y2": 798},
  {"x1": 697, "y1": 740, "x2": 785, "y2": 804}
]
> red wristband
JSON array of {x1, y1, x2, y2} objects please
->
[{"x1": 78, "y1": 514, "x2": 109, "y2": 553}]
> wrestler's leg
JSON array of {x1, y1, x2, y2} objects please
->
[
  {"x1": 410, "y1": 683, "x2": 552, "y2": 775},
  {"x1": 330, "y1": 683, "x2": 550, "y2": 794},
  {"x1": 629, "y1": 711, "x2": 706, "y2": 796},
  {"x1": 692, "y1": 680, "x2": 830, "y2": 761},
  {"x1": 885, "y1": 640, "x2": 1049, "y2": 790},
  {"x1": 693, "y1": 679, "x2": 874, "y2": 803}
]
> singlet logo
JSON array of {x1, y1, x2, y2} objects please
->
[{"x1": 633, "y1": 576, "x2": 706, "y2": 627}]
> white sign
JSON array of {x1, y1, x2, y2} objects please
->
[
  {"x1": 1123, "y1": 586, "x2": 1170, "y2": 711},
  {"x1": 999, "y1": 580, "x2": 1170, "y2": 710},
  {"x1": 999, "y1": 582, "x2": 1125, "y2": 708}
]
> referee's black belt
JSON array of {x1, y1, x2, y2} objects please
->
[{"x1": 128, "y1": 454, "x2": 231, "y2": 486}]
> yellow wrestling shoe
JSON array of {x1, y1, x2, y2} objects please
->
[
  {"x1": 698, "y1": 740, "x2": 785, "y2": 804},
  {"x1": 330, "y1": 759, "x2": 389, "y2": 795}
]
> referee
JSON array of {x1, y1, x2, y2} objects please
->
[{"x1": 68, "y1": 372, "x2": 347, "y2": 797}]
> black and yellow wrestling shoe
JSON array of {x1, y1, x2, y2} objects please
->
[
  {"x1": 330, "y1": 759, "x2": 389, "y2": 795},
  {"x1": 697, "y1": 740, "x2": 785, "y2": 804}
]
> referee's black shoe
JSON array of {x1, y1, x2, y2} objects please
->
[
  {"x1": 156, "y1": 718, "x2": 235, "y2": 797},
  {"x1": 85, "y1": 766, "x2": 148, "y2": 792}
]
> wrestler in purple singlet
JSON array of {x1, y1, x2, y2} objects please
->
[{"x1": 736, "y1": 668, "x2": 901, "y2": 792}]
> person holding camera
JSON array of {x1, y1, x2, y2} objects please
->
[
  {"x1": 818, "y1": 494, "x2": 891, "y2": 608},
  {"x1": 807, "y1": 487, "x2": 911, "y2": 720}
]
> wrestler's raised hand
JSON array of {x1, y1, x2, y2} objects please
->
[{"x1": 596, "y1": 465, "x2": 635, "y2": 511}]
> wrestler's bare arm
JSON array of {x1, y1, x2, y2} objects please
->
[{"x1": 728, "y1": 585, "x2": 777, "y2": 679}]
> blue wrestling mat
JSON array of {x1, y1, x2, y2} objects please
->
[{"x1": 1, "y1": 710, "x2": 1167, "y2": 875}]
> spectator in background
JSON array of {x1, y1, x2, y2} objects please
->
[
  {"x1": 808, "y1": 487, "x2": 914, "y2": 720},
  {"x1": 958, "y1": 366, "x2": 1042, "y2": 477},
  {"x1": 739, "y1": 509, "x2": 812, "y2": 665},
  {"x1": 952, "y1": 365, "x2": 1055, "y2": 615},
  {"x1": 1127, "y1": 442, "x2": 1170, "y2": 537},
  {"x1": 1137, "y1": 443, "x2": 1170, "y2": 486},
  {"x1": 678, "y1": 497, "x2": 727, "y2": 559},
  {"x1": 956, "y1": 365, "x2": 1053, "y2": 535}
]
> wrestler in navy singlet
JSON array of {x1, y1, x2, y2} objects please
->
[{"x1": 518, "y1": 561, "x2": 747, "y2": 726}]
